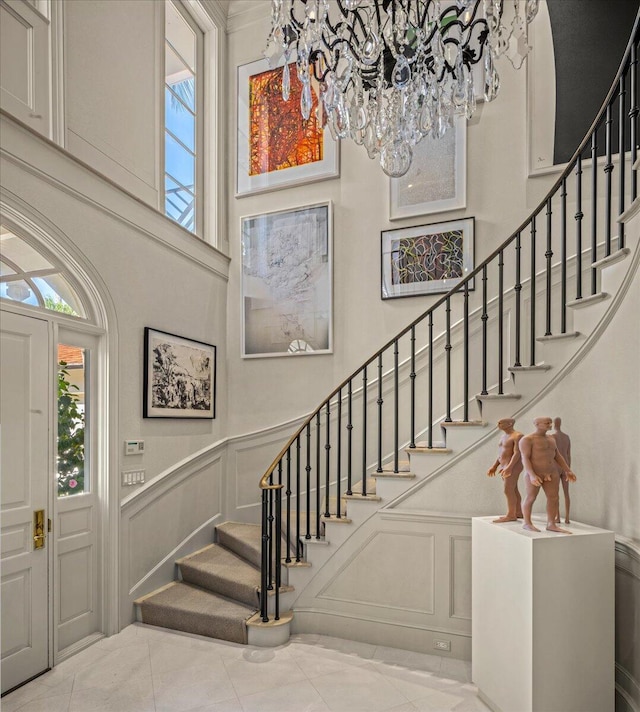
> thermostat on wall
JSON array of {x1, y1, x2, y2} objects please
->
[{"x1": 125, "y1": 440, "x2": 145, "y2": 455}]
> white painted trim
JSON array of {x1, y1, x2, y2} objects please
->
[
  {"x1": 225, "y1": 1, "x2": 270, "y2": 34},
  {"x1": 50, "y1": 0, "x2": 65, "y2": 147},
  {"x1": 121, "y1": 439, "x2": 227, "y2": 511},
  {"x1": 379, "y1": 511, "x2": 471, "y2": 527},
  {"x1": 1, "y1": 113, "x2": 230, "y2": 279}
]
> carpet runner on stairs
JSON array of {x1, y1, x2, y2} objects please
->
[{"x1": 135, "y1": 522, "x2": 282, "y2": 645}]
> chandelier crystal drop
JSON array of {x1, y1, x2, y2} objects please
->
[{"x1": 265, "y1": 0, "x2": 540, "y2": 177}]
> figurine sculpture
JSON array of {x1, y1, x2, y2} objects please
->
[
  {"x1": 519, "y1": 416, "x2": 577, "y2": 534},
  {"x1": 552, "y1": 416, "x2": 572, "y2": 524},
  {"x1": 487, "y1": 418, "x2": 523, "y2": 523}
]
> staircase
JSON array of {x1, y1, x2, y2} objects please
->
[
  {"x1": 135, "y1": 522, "x2": 292, "y2": 646},
  {"x1": 135, "y1": 11, "x2": 640, "y2": 651}
]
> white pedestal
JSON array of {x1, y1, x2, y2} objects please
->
[{"x1": 472, "y1": 516, "x2": 614, "y2": 712}]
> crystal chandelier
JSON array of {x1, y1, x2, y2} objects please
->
[{"x1": 265, "y1": 0, "x2": 539, "y2": 177}]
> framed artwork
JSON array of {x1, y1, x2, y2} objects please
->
[
  {"x1": 381, "y1": 217, "x2": 475, "y2": 300},
  {"x1": 241, "y1": 202, "x2": 332, "y2": 358},
  {"x1": 143, "y1": 328, "x2": 216, "y2": 419},
  {"x1": 526, "y1": 0, "x2": 557, "y2": 175},
  {"x1": 389, "y1": 115, "x2": 466, "y2": 220},
  {"x1": 236, "y1": 57, "x2": 339, "y2": 196}
]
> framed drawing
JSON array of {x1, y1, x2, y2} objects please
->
[
  {"x1": 381, "y1": 217, "x2": 475, "y2": 300},
  {"x1": 143, "y1": 328, "x2": 216, "y2": 419},
  {"x1": 241, "y1": 202, "x2": 332, "y2": 357},
  {"x1": 236, "y1": 57, "x2": 339, "y2": 196},
  {"x1": 389, "y1": 115, "x2": 466, "y2": 220}
]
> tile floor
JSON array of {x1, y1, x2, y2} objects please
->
[{"x1": 2, "y1": 624, "x2": 490, "y2": 712}]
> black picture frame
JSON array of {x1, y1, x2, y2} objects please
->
[{"x1": 143, "y1": 328, "x2": 216, "y2": 419}]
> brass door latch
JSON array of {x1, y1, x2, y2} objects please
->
[{"x1": 33, "y1": 509, "x2": 46, "y2": 549}]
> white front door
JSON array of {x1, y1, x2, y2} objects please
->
[{"x1": 1, "y1": 311, "x2": 50, "y2": 694}]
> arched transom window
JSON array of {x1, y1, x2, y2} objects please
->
[{"x1": 0, "y1": 224, "x2": 86, "y2": 318}]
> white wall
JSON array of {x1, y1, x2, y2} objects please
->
[{"x1": 224, "y1": 2, "x2": 556, "y2": 449}]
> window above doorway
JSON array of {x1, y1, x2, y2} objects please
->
[{"x1": 0, "y1": 225, "x2": 87, "y2": 318}]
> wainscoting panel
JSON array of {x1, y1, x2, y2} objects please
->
[
  {"x1": 293, "y1": 511, "x2": 472, "y2": 659},
  {"x1": 615, "y1": 538, "x2": 640, "y2": 712}
]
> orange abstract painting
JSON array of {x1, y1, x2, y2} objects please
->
[{"x1": 249, "y1": 64, "x2": 323, "y2": 176}]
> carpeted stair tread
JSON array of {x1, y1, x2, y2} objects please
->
[
  {"x1": 216, "y1": 521, "x2": 262, "y2": 568},
  {"x1": 137, "y1": 581, "x2": 256, "y2": 645},
  {"x1": 178, "y1": 544, "x2": 261, "y2": 608}
]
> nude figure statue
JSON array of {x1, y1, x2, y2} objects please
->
[
  {"x1": 519, "y1": 416, "x2": 577, "y2": 534},
  {"x1": 552, "y1": 417, "x2": 572, "y2": 524},
  {"x1": 487, "y1": 418, "x2": 523, "y2": 523}
]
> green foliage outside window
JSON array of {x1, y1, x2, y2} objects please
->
[{"x1": 57, "y1": 361, "x2": 85, "y2": 496}]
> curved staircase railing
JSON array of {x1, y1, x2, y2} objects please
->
[{"x1": 258, "y1": 8, "x2": 640, "y2": 623}]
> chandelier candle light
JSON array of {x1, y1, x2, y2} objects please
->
[{"x1": 265, "y1": 0, "x2": 539, "y2": 177}]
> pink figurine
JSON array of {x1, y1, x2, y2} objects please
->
[
  {"x1": 519, "y1": 416, "x2": 577, "y2": 534},
  {"x1": 552, "y1": 416, "x2": 572, "y2": 524},
  {"x1": 487, "y1": 418, "x2": 524, "y2": 523}
]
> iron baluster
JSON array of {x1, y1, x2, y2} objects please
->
[
  {"x1": 260, "y1": 487, "x2": 269, "y2": 622},
  {"x1": 428, "y1": 312, "x2": 433, "y2": 449},
  {"x1": 545, "y1": 199, "x2": 553, "y2": 336},
  {"x1": 514, "y1": 232, "x2": 522, "y2": 367},
  {"x1": 619, "y1": 73, "x2": 627, "y2": 249},
  {"x1": 498, "y1": 250, "x2": 505, "y2": 393},
  {"x1": 561, "y1": 179, "x2": 568, "y2": 332},
  {"x1": 575, "y1": 154, "x2": 584, "y2": 300},
  {"x1": 481, "y1": 267, "x2": 488, "y2": 394},
  {"x1": 347, "y1": 381, "x2": 353, "y2": 496},
  {"x1": 305, "y1": 424, "x2": 311, "y2": 539},
  {"x1": 377, "y1": 354, "x2": 383, "y2": 473},
  {"x1": 274, "y1": 487, "x2": 282, "y2": 620},
  {"x1": 336, "y1": 390, "x2": 342, "y2": 509},
  {"x1": 631, "y1": 41, "x2": 638, "y2": 201},
  {"x1": 267, "y1": 484, "x2": 274, "y2": 589},
  {"x1": 325, "y1": 402, "x2": 331, "y2": 517},
  {"x1": 605, "y1": 103, "x2": 613, "y2": 256},
  {"x1": 410, "y1": 327, "x2": 416, "y2": 447},
  {"x1": 361, "y1": 366, "x2": 368, "y2": 495},
  {"x1": 295, "y1": 436, "x2": 301, "y2": 561},
  {"x1": 591, "y1": 131, "x2": 598, "y2": 296},
  {"x1": 464, "y1": 281, "x2": 470, "y2": 420},
  {"x1": 315, "y1": 412, "x2": 321, "y2": 538},
  {"x1": 394, "y1": 340, "x2": 399, "y2": 472},
  {"x1": 445, "y1": 297, "x2": 452, "y2": 417},
  {"x1": 530, "y1": 216, "x2": 537, "y2": 366},
  {"x1": 285, "y1": 448, "x2": 291, "y2": 563}
]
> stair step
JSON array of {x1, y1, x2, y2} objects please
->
[
  {"x1": 440, "y1": 420, "x2": 486, "y2": 427},
  {"x1": 216, "y1": 521, "x2": 262, "y2": 568},
  {"x1": 320, "y1": 515, "x2": 353, "y2": 524},
  {"x1": 508, "y1": 364, "x2": 552, "y2": 372},
  {"x1": 536, "y1": 331, "x2": 581, "y2": 342},
  {"x1": 246, "y1": 610, "x2": 294, "y2": 647},
  {"x1": 475, "y1": 393, "x2": 521, "y2": 401},
  {"x1": 374, "y1": 469, "x2": 416, "y2": 479},
  {"x1": 177, "y1": 544, "x2": 262, "y2": 608},
  {"x1": 343, "y1": 492, "x2": 382, "y2": 502},
  {"x1": 592, "y1": 247, "x2": 631, "y2": 270},
  {"x1": 567, "y1": 292, "x2": 609, "y2": 309},
  {"x1": 135, "y1": 581, "x2": 257, "y2": 645}
]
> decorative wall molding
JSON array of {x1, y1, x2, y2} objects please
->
[
  {"x1": 0, "y1": 113, "x2": 230, "y2": 279},
  {"x1": 615, "y1": 536, "x2": 640, "y2": 712}
]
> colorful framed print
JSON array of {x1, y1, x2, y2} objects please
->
[
  {"x1": 143, "y1": 328, "x2": 216, "y2": 418},
  {"x1": 389, "y1": 115, "x2": 466, "y2": 220},
  {"x1": 241, "y1": 202, "x2": 332, "y2": 357},
  {"x1": 236, "y1": 57, "x2": 339, "y2": 196},
  {"x1": 381, "y1": 218, "x2": 475, "y2": 299}
]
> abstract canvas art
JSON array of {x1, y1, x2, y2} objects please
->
[
  {"x1": 237, "y1": 57, "x2": 339, "y2": 196},
  {"x1": 241, "y1": 203, "x2": 332, "y2": 357},
  {"x1": 381, "y1": 218, "x2": 475, "y2": 299}
]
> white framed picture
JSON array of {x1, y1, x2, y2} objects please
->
[
  {"x1": 241, "y1": 202, "x2": 332, "y2": 357},
  {"x1": 389, "y1": 115, "x2": 467, "y2": 220},
  {"x1": 236, "y1": 57, "x2": 339, "y2": 197}
]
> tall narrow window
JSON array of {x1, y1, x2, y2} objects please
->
[
  {"x1": 164, "y1": 1, "x2": 203, "y2": 234},
  {"x1": 57, "y1": 344, "x2": 89, "y2": 496}
]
